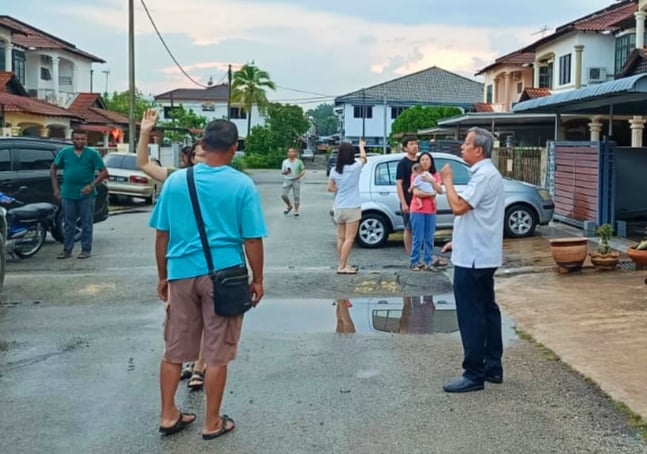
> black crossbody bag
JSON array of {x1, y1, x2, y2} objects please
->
[{"x1": 187, "y1": 167, "x2": 252, "y2": 317}]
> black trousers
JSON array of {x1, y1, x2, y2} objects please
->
[{"x1": 453, "y1": 265, "x2": 503, "y2": 382}]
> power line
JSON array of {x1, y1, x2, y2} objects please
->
[
  {"x1": 275, "y1": 85, "x2": 334, "y2": 97},
  {"x1": 139, "y1": 0, "x2": 209, "y2": 88}
]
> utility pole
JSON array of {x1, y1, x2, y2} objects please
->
[
  {"x1": 382, "y1": 95, "x2": 387, "y2": 154},
  {"x1": 227, "y1": 64, "x2": 232, "y2": 120},
  {"x1": 361, "y1": 89, "x2": 366, "y2": 140},
  {"x1": 102, "y1": 69, "x2": 110, "y2": 97},
  {"x1": 128, "y1": 0, "x2": 136, "y2": 152}
]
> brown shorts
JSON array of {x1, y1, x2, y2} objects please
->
[{"x1": 163, "y1": 276, "x2": 244, "y2": 367}]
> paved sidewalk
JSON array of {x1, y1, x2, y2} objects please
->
[{"x1": 496, "y1": 227, "x2": 647, "y2": 421}]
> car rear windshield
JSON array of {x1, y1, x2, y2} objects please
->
[{"x1": 104, "y1": 154, "x2": 138, "y2": 170}]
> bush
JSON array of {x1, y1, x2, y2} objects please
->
[
  {"x1": 230, "y1": 156, "x2": 247, "y2": 172},
  {"x1": 245, "y1": 151, "x2": 284, "y2": 169}
]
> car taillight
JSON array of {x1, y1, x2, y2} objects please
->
[{"x1": 129, "y1": 175, "x2": 148, "y2": 184}]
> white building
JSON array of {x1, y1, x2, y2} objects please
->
[
  {"x1": 154, "y1": 84, "x2": 266, "y2": 139},
  {"x1": 0, "y1": 16, "x2": 105, "y2": 108},
  {"x1": 334, "y1": 66, "x2": 483, "y2": 149}
]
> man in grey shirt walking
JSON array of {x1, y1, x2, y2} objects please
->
[{"x1": 439, "y1": 127, "x2": 505, "y2": 393}]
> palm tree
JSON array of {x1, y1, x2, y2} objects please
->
[{"x1": 231, "y1": 62, "x2": 276, "y2": 137}]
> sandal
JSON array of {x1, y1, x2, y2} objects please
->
[
  {"x1": 283, "y1": 206, "x2": 293, "y2": 215},
  {"x1": 188, "y1": 371, "x2": 205, "y2": 391},
  {"x1": 159, "y1": 412, "x2": 196, "y2": 436},
  {"x1": 336, "y1": 266, "x2": 358, "y2": 275},
  {"x1": 432, "y1": 258, "x2": 448, "y2": 267},
  {"x1": 202, "y1": 415, "x2": 235, "y2": 440}
]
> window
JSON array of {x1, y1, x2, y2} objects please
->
[
  {"x1": 103, "y1": 154, "x2": 138, "y2": 170},
  {"x1": 201, "y1": 103, "x2": 215, "y2": 112},
  {"x1": 374, "y1": 160, "x2": 398, "y2": 186},
  {"x1": 18, "y1": 148, "x2": 55, "y2": 170},
  {"x1": 12, "y1": 49, "x2": 26, "y2": 85},
  {"x1": 229, "y1": 107, "x2": 247, "y2": 119},
  {"x1": 516, "y1": 82, "x2": 523, "y2": 94},
  {"x1": 434, "y1": 158, "x2": 470, "y2": 185},
  {"x1": 486, "y1": 84, "x2": 493, "y2": 104},
  {"x1": 391, "y1": 107, "x2": 407, "y2": 119},
  {"x1": 538, "y1": 61, "x2": 553, "y2": 89},
  {"x1": 59, "y1": 76, "x2": 73, "y2": 86},
  {"x1": 559, "y1": 54, "x2": 571, "y2": 85},
  {"x1": 613, "y1": 33, "x2": 647, "y2": 73},
  {"x1": 40, "y1": 67, "x2": 52, "y2": 81},
  {"x1": 0, "y1": 45, "x2": 5, "y2": 72},
  {"x1": 0, "y1": 149, "x2": 12, "y2": 172},
  {"x1": 353, "y1": 105, "x2": 373, "y2": 119}
]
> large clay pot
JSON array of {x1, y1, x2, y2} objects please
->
[
  {"x1": 589, "y1": 251, "x2": 620, "y2": 271},
  {"x1": 626, "y1": 247, "x2": 647, "y2": 270},
  {"x1": 549, "y1": 238, "x2": 588, "y2": 272}
]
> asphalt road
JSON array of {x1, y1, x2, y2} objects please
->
[{"x1": 0, "y1": 166, "x2": 645, "y2": 453}]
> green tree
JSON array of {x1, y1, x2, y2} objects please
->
[
  {"x1": 104, "y1": 89, "x2": 155, "y2": 119},
  {"x1": 266, "y1": 103, "x2": 310, "y2": 150},
  {"x1": 231, "y1": 62, "x2": 276, "y2": 135},
  {"x1": 306, "y1": 103, "x2": 338, "y2": 136},
  {"x1": 390, "y1": 105, "x2": 462, "y2": 141},
  {"x1": 158, "y1": 104, "x2": 208, "y2": 142},
  {"x1": 244, "y1": 125, "x2": 274, "y2": 155}
]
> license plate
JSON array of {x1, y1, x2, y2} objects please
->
[{"x1": 110, "y1": 176, "x2": 127, "y2": 182}]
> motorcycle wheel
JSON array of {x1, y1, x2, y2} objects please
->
[{"x1": 14, "y1": 223, "x2": 47, "y2": 259}]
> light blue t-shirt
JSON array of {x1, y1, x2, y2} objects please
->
[
  {"x1": 149, "y1": 164, "x2": 268, "y2": 281},
  {"x1": 330, "y1": 161, "x2": 364, "y2": 209}
]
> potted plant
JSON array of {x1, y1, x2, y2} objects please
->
[
  {"x1": 627, "y1": 233, "x2": 647, "y2": 270},
  {"x1": 549, "y1": 237, "x2": 588, "y2": 272},
  {"x1": 589, "y1": 224, "x2": 619, "y2": 271}
]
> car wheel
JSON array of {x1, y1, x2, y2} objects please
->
[
  {"x1": 504, "y1": 204, "x2": 537, "y2": 238},
  {"x1": 356, "y1": 213, "x2": 391, "y2": 248},
  {"x1": 145, "y1": 185, "x2": 157, "y2": 205},
  {"x1": 52, "y1": 209, "x2": 83, "y2": 243}
]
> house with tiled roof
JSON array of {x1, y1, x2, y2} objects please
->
[
  {"x1": 333, "y1": 66, "x2": 483, "y2": 148},
  {"x1": 475, "y1": 50, "x2": 537, "y2": 112},
  {"x1": 0, "y1": 71, "x2": 80, "y2": 138},
  {"x1": 0, "y1": 16, "x2": 105, "y2": 108},
  {"x1": 154, "y1": 83, "x2": 265, "y2": 138},
  {"x1": 67, "y1": 93, "x2": 130, "y2": 145}
]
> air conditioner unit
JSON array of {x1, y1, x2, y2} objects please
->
[{"x1": 587, "y1": 67, "x2": 607, "y2": 83}]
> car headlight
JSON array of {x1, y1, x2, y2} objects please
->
[{"x1": 537, "y1": 189, "x2": 552, "y2": 201}]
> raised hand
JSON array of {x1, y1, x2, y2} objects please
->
[{"x1": 141, "y1": 108, "x2": 158, "y2": 134}]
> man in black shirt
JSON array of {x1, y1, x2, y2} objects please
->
[{"x1": 395, "y1": 136, "x2": 419, "y2": 254}]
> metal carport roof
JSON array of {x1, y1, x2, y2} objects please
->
[{"x1": 512, "y1": 73, "x2": 647, "y2": 115}]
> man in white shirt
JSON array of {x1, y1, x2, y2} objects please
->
[{"x1": 439, "y1": 127, "x2": 505, "y2": 393}]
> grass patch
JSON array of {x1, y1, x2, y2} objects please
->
[{"x1": 516, "y1": 328, "x2": 647, "y2": 442}]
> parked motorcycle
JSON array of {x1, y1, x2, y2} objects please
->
[{"x1": 0, "y1": 189, "x2": 57, "y2": 259}]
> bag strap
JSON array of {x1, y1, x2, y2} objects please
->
[{"x1": 186, "y1": 167, "x2": 215, "y2": 275}]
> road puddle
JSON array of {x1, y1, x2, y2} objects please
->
[{"x1": 245, "y1": 295, "x2": 517, "y2": 342}]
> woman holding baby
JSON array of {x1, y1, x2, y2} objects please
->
[{"x1": 409, "y1": 152, "x2": 446, "y2": 270}]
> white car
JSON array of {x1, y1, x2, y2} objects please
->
[
  {"x1": 348, "y1": 152, "x2": 555, "y2": 248},
  {"x1": 301, "y1": 149, "x2": 315, "y2": 161},
  {"x1": 104, "y1": 152, "x2": 163, "y2": 204}
]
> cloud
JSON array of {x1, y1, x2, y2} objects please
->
[{"x1": 38, "y1": 0, "x2": 614, "y2": 101}]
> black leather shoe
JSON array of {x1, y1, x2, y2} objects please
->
[
  {"x1": 485, "y1": 374, "x2": 503, "y2": 384},
  {"x1": 443, "y1": 377, "x2": 484, "y2": 393}
]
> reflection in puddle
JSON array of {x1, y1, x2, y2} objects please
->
[{"x1": 335, "y1": 295, "x2": 458, "y2": 335}]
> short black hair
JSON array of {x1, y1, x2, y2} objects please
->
[
  {"x1": 72, "y1": 130, "x2": 87, "y2": 136},
  {"x1": 202, "y1": 119, "x2": 238, "y2": 152},
  {"x1": 402, "y1": 135, "x2": 417, "y2": 147}
]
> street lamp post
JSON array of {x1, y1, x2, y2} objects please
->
[
  {"x1": 102, "y1": 69, "x2": 110, "y2": 96},
  {"x1": 128, "y1": 0, "x2": 136, "y2": 152}
]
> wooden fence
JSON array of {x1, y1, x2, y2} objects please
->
[{"x1": 492, "y1": 146, "x2": 545, "y2": 186}]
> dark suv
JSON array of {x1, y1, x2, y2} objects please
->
[{"x1": 0, "y1": 137, "x2": 109, "y2": 241}]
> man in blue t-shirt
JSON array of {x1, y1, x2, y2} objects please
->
[
  {"x1": 50, "y1": 130, "x2": 108, "y2": 259},
  {"x1": 149, "y1": 119, "x2": 267, "y2": 439}
]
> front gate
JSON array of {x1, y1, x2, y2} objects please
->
[{"x1": 546, "y1": 140, "x2": 615, "y2": 228}]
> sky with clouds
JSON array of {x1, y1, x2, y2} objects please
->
[{"x1": 7, "y1": 0, "x2": 613, "y2": 106}]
